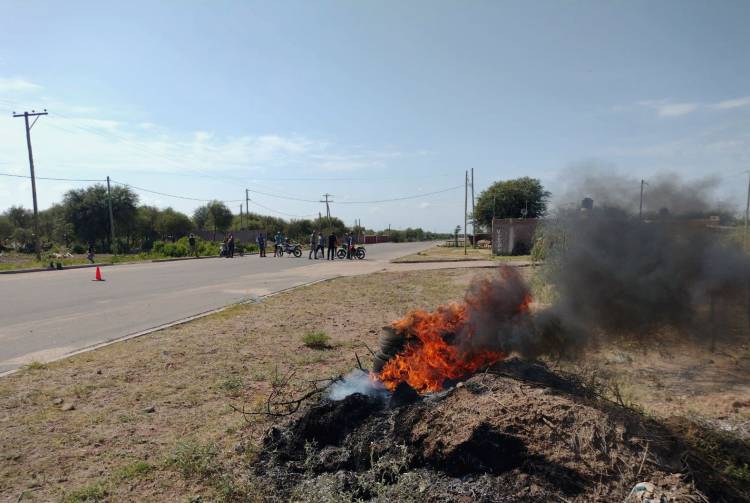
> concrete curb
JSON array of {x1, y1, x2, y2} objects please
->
[
  {"x1": 0, "y1": 252, "x2": 261, "y2": 275},
  {"x1": 0, "y1": 275, "x2": 340, "y2": 378},
  {"x1": 391, "y1": 258, "x2": 535, "y2": 266}
]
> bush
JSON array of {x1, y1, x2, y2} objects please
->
[
  {"x1": 70, "y1": 243, "x2": 86, "y2": 254},
  {"x1": 302, "y1": 331, "x2": 331, "y2": 349}
]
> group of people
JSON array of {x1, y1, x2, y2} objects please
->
[{"x1": 255, "y1": 230, "x2": 357, "y2": 260}]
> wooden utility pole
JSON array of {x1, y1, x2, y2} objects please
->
[
  {"x1": 106, "y1": 176, "x2": 116, "y2": 251},
  {"x1": 320, "y1": 193, "x2": 333, "y2": 232},
  {"x1": 13, "y1": 109, "x2": 47, "y2": 260},
  {"x1": 245, "y1": 189, "x2": 250, "y2": 228},
  {"x1": 639, "y1": 179, "x2": 648, "y2": 221},
  {"x1": 464, "y1": 170, "x2": 468, "y2": 256},
  {"x1": 471, "y1": 168, "x2": 476, "y2": 248},
  {"x1": 744, "y1": 172, "x2": 750, "y2": 249}
]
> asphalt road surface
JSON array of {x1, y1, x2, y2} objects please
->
[{"x1": 0, "y1": 242, "x2": 435, "y2": 373}]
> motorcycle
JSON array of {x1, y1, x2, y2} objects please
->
[
  {"x1": 336, "y1": 243, "x2": 366, "y2": 260},
  {"x1": 278, "y1": 241, "x2": 303, "y2": 258}
]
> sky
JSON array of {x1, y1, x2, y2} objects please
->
[{"x1": 0, "y1": 0, "x2": 749, "y2": 232}]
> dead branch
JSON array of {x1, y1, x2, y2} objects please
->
[{"x1": 231, "y1": 374, "x2": 344, "y2": 420}]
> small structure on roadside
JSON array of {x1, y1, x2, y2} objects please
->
[{"x1": 491, "y1": 218, "x2": 538, "y2": 255}]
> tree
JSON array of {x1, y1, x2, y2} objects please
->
[
  {"x1": 474, "y1": 177, "x2": 550, "y2": 229},
  {"x1": 156, "y1": 208, "x2": 193, "y2": 239},
  {"x1": 0, "y1": 215, "x2": 13, "y2": 246},
  {"x1": 62, "y1": 184, "x2": 138, "y2": 250},
  {"x1": 193, "y1": 205, "x2": 210, "y2": 230},
  {"x1": 5, "y1": 206, "x2": 32, "y2": 229},
  {"x1": 206, "y1": 201, "x2": 233, "y2": 240}
]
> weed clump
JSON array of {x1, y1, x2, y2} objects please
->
[{"x1": 302, "y1": 331, "x2": 331, "y2": 350}]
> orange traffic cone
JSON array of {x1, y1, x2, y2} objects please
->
[{"x1": 94, "y1": 266, "x2": 104, "y2": 281}]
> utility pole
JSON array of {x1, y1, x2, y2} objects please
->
[
  {"x1": 106, "y1": 176, "x2": 116, "y2": 252},
  {"x1": 245, "y1": 189, "x2": 250, "y2": 228},
  {"x1": 471, "y1": 168, "x2": 476, "y2": 248},
  {"x1": 639, "y1": 179, "x2": 645, "y2": 221},
  {"x1": 464, "y1": 170, "x2": 468, "y2": 256},
  {"x1": 13, "y1": 109, "x2": 47, "y2": 260},
  {"x1": 744, "y1": 172, "x2": 750, "y2": 249},
  {"x1": 320, "y1": 193, "x2": 333, "y2": 232}
]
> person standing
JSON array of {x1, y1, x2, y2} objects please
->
[
  {"x1": 316, "y1": 232, "x2": 325, "y2": 259},
  {"x1": 188, "y1": 233, "x2": 198, "y2": 258},
  {"x1": 345, "y1": 232, "x2": 353, "y2": 259},
  {"x1": 327, "y1": 231, "x2": 337, "y2": 260},
  {"x1": 257, "y1": 232, "x2": 266, "y2": 257},
  {"x1": 308, "y1": 231, "x2": 317, "y2": 259},
  {"x1": 227, "y1": 233, "x2": 235, "y2": 258}
]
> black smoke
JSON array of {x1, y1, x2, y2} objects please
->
[{"x1": 453, "y1": 172, "x2": 750, "y2": 359}]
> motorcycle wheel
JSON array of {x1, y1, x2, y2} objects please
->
[
  {"x1": 356, "y1": 248, "x2": 366, "y2": 260},
  {"x1": 277, "y1": 249, "x2": 284, "y2": 257},
  {"x1": 293, "y1": 247, "x2": 302, "y2": 258},
  {"x1": 336, "y1": 249, "x2": 346, "y2": 259}
]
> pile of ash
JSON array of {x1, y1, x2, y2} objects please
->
[{"x1": 251, "y1": 359, "x2": 744, "y2": 502}]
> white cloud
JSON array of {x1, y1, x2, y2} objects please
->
[
  {"x1": 418, "y1": 202, "x2": 430, "y2": 209},
  {"x1": 638, "y1": 100, "x2": 698, "y2": 117},
  {"x1": 656, "y1": 103, "x2": 698, "y2": 117},
  {"x1": 712, "y1": 97, "x2": 750, "y2": 110},
  {"x1": 631, "y1": 96, "x2": 750, "y2": 118},
  {"x1": 0, "y1": 77, "x2": 42, "y2": 93}
]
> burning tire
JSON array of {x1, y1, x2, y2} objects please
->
[{"x1": 371, "y1": 326, "x2": 406, "y2": 373}]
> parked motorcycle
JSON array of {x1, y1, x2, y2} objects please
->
[
  {"x1": 336, "y1": 244, "x2": 366, "y2": 260},
  {"x1": 278, "y1": 241, "x2": 303, "y2": 258}
]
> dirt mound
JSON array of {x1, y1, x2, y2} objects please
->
[{"x1": 253, "y1": 360, "x2": 745, "y2": 502}]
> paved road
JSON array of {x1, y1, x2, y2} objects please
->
[{"x1": 0, "y1": 242, "x2": 435, "y2": 373}]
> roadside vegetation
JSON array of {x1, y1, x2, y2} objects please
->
[{"x1": 0, "y1": 184, "x2": 448, "y2": 268}]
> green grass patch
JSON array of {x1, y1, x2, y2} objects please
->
[
  {"x1": 62, "y1": 482, "x2": 108, "y2": 502},
  {"x1": 24, "y1": 361, "x2": 47, "y2": 371},
  {"x1": 302, "y1": 331, "x2": 331, "y2": 350},
  {"x1": 167, "y1": 439, "x2": 219, "y2": 480},
  {"x1": 218, "y1": 376, "x2": 244, "y2": 394},
  {"x1": 114, "y1": 460, "x2": 153, "y2": 480}
]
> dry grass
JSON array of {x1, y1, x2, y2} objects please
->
[
  {"x1": 2, "y1": 265, "x2": 749, "y2": 501},
  {"x1": 392, "y1": 244, "x2": 531, "y2": 263},
  {"x1": 0, "y1": 268, "x2": 489, "y2": 502}
]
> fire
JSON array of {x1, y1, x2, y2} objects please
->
[{"x1": 376, "y1": 268, "x2": 532, "y2": 394}]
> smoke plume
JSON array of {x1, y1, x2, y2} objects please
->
[{"x1": 456, "y1": 171, "x2": 750, "y2": 359}]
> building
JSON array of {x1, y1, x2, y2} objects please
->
[{"x1": 491, "y1": 218, "x2": 538, "y2": 255}]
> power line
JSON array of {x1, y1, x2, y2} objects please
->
[
  {"x1": 0, "y1": 172, "x2": 105, "y2": 182},
  {"x1": 245, "y1": 187, "x2": 319, "y2": 203},
  {"x1": 109, "y1": 179, "x2": 242, "y2": 204},
  {"x1": 247, "y1": 199, "x2": 317, "y2": 219},
  {"x1": 336, "y1": 185, "x2": 463, "y2": 204}
]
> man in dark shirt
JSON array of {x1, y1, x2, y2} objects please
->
[{"x1": 327, "y1": 232, "x2": 337, "y2": 260}]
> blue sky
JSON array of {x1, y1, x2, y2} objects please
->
[{"x1": 1, "y1": 0, "x2": 749, "y2": 231}]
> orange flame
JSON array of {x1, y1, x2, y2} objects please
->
[{"x1": 376, "y1": 269, "x2": 532, "y2": 394}]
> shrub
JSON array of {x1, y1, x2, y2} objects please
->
[
  {"x1": 302, "y1": 331, "x2": 331, "y2": 349},
  {"x1": 71, "y1": 243, "x2": 86, "y2": 254},
  {"x1": 167, "y1": 439, "x2": 219, "y2": 479}
]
